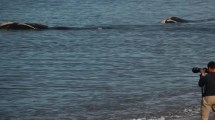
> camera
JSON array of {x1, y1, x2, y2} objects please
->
[{"x1": 192, "y1": 67, "x2": 208, "y2": 73}]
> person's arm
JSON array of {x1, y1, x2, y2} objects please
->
[
  {"x1": 199, "y1": 75, "x2": 206, "y2": 87},
  {"x1": 198, "y1": 69, "x2": 206, "y2": 87}
]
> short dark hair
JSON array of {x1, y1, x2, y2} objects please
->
[{"x1": 207, "y1": 61, "x2": 215, "y2": 69}]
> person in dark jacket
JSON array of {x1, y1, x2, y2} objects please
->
[{"x1": 199, "y1": 61, "x2": 215, "y2": 120}]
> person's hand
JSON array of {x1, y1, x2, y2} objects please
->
[{"x1": 200, "y1": 68, "x2": 206, "y2": 76}]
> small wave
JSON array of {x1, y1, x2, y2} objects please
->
[
  {"x1": 128, "y1": 106, "x2": 201, "y2": 120},
  {"x1": 131, "y1": 116, "x2": 165, "y2": 120},
  {"x1": 49, "y1": 24, "x2": 157, "y2": 31}
]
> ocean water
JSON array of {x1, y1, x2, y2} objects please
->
[{"x1": 1, "y1": 0, "x2": 215, "y2": 120}]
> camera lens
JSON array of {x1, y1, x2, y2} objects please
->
[{"x1": 192, "y1": 67, "x2": 200, "y2": 73}]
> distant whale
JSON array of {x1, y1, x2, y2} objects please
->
[
  {"x1": 0, "y1": 22, "x2": 74, "y2": 30},
  {"x1": 160, "y1": 16, "x2": 215, "y2": 24},
  {"x1": 0, "y1": 22, "x2": 49, "y2": 30},
  {"x1": 160, "y1": 17, "x2": 189, "y2": 24}
]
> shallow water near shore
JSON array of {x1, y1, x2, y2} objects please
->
[{"x1": 1, "y1": 0, "x2": 215, "y2": 120}]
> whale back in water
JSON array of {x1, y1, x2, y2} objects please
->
[
  {"x1": 160, "y1": 17, "x2": 189, "y2": 24},
  {"x1": 0, "y1": 22, "x2": 73, "y2": 30},
  {"x1": 24, "y1": 23, "x2": 49, "y2": 29},
  {"x1": 0, "y1": 22, "x2": 48, "y2": 30}
]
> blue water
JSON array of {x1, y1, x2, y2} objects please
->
[{"x1": 1, "y1": 0, "x2": 215, "y2": 120}]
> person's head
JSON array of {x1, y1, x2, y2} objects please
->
[{"x1": 207, "y1": 61, "x2": 215, "y2": 72}]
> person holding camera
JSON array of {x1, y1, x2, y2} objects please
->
[{"x1": 199, "y1": 61, "x2": 215, "y2": 120}]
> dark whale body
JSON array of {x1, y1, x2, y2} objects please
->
[
  {"x1": 0, "y1": 22, "x2": 72, "y2": 30},
  {"x1": 160, "y1": 17, "x2": 189, "y2": 24},
  {"x1": 161, "y1": 16, "x2": 215, "y2": 24},
  {"x1": 0, "y1": 22, "x2": 49, "y2": 30}
]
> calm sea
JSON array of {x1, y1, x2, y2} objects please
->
[{"x1": 1, "y1": 0, "x2": 215, "y2": 120}]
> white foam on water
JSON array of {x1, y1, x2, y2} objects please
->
[
  {"x1": 131, "y1": 116, "x2": 165, "y2": 120},
  {"x1": 129, "y1": 106, "x2": 202, "y2": 120}
]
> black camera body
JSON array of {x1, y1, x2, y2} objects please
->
[{"x1": 192, "y1": 67, "x2": 208, "y2": 73}]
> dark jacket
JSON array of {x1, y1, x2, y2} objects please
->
[{"x1": 199, "y1": 72, "x2": 215, "y2": 96}]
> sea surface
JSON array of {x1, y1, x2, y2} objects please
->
[{"x1": 1, "y1": 0, "x2": 215, "y2": 120}]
